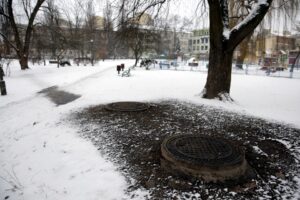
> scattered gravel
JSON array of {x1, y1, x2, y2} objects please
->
[{"x1": 72, "y1": 100, "x2": 300, "y2": 199}]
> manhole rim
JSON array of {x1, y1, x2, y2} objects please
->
[
  {"x1": 105, "y1": 101, "x2": 151, "y2": 112},
  {"x1": 161, "y1": 134, "x2": 245, "y2": 169},
  {"x1": 161, "y1": 134, "x2": 249, "y2": 182}
]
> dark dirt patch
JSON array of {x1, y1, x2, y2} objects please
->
[
  {"x1": 72, "y1": 100, "x2": 300, "y2": 199},
  {"x1": 39, "y1": 86, "x2": 81, "y2": 106}
]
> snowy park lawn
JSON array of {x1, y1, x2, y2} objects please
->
[{"x1": 0, "y1": 60, "x2": 300, "y2": 199}]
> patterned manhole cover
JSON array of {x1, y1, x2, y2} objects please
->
[
  {"x1": 161, "y1": 135, "x2": 248, "y2": 182},
  {"x1": 105, "y1": 101, "x2": 150, "y2": 112}
]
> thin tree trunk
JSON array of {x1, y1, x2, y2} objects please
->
[
  {"x1": 290, "y1": 50, "x2": 300, "y2": 78},
  {"x1": 19, "y1": 56, "x2": 29, "y2": 70},
  {"x1": 236, "y1": 34, "x2": 252, "y2": 69},
  {"x1": 134, "y1": 50, "x2": 139, "y2": 66},
  {"x1": 134, "y1": 56, "x2": 139, "y2": 66}
]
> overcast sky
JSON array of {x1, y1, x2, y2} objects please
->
[
  {"x1": 51, "y1": 0, "x2": 209, "y2": 30},
  {"x1": 12, "y1": 0, "x2": 299, "y2": 34},
  {"x1": 54, "y1": 0, "x2": 297, "y2": 33}
]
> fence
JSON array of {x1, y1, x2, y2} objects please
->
[{"x1": 152, "y1": 61, "x2": 300, "y2": 79}]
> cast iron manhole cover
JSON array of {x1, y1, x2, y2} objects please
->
[
  {"x1": 161, "y1": 135, "x2": 248, "y2": 182},
  {"x1": 105, "y1": 101, "x2": 150, "y2": 112}
]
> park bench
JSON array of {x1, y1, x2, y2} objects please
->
[
  {"x1": 188, "y1": 62, "x2": 198, "y2": 67},
  {"x1": 159, "y1": 61, "x2": 170, "y2": 69},
  {"x1": 49, "y1": 60, "x2": 58, "y2": 64},
  {"x1": 121, "y1": 68, "x2": 131, "y2": 77}
]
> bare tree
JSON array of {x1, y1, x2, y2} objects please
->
[
  {"x1": 289, "y1": 24, "x2": 300, "y2": 78},
  {"x1": 0, "y1": 0, "x2": 46, "y2": 70},
  {"x1": 43, "y1": 0, "x2": 64, "y2": 58},
  {"x1": 0, "y1": 0, "x2": 11, "y2": 56},
  {"x1": 40, "y1": 0, "x2": 72, "y2": 68},
  {"x1": 103, "y1": 1, "x2": 115, "y2": 59},
  {"x1": 114, "y1": 0, "x2": 168, "y2": 64},
  {"x1": 158, "y1": 15, "x2": 192, "y2": 59},
  {"x1": 63, "y1": 0, "x2": 85, "y2": 61},
  {"x1": 119, "y1": 23, "x2": 157, "y2": 66},
  {"x1": 83, "y1": 0, "x2": 98, "y2": 65}
]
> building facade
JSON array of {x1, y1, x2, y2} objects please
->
[
  {"x1": 255, "y1": 32, "x2": 296, "y2": 68},
  {"x1": 189, "y1": 29, "x2": 210, "y2": 60}
]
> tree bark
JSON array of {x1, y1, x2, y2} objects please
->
[
  {"x1": 134, "y1": 58, "x2": 139, "y2": 66},
  {"x1": 204, "y1": 49, "x2": 233, "y2": 99},
  {"x1": 134, "y1": 50, "x2": 139, "y2": 66},
  {"x1": 203, "y1": 0, "x2": 232, "y2": 100},
  {"x1": 19, "y1": 55, "x2": 29, "y2": 70},
  {"x1": 290, "y1": 50, "x2": 300, "y2": 77}
]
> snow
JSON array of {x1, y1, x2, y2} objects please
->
[
  {"x1": 223, "y1": 28, "x2": 230, "y2": 40},
  {"x1": 1, "y1": 60, "x2": 300, "y2": 199},
  {"x1": 0, "y1": 60, "x2": 137, "y2": 200},
  {"x1": 253, "y1": 146, "x2": 268, "y2": 156},
  {"x1": 0, "y1": 98, "x2": 128, "y2": 200}
]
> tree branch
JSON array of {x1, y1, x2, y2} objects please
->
[
  {"x1": 23, "y1": 0, "x2": 46, "y2": 55},
  {"x1": 7, "y1": 0, "x2": 23, "y2": 52},
  {"x1": 22, "y1": 0, "x2": 30, "y2": 20},
  {"x1": 228, "y1": 0, "x2": 273, "y2": 51},
  {"x1": 0, "y1": 8, "x2": 10, "y2": 19},
  {"x1": 0, "y1": 32, "x2": 19, "y2": 53}
]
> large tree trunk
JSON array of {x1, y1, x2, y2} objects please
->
[
  {"x1": 204, "y1": 48, "x2": 233, "y2": 99},
  {"x1": 134, "y1": 56, "x2": 139, "y2": 66},
  {"x1": 203, "y1": 0, "x2": 232, "y2": 100}
]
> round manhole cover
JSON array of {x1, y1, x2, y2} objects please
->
[
  {"x1": 161, "y1": 135, "x2": 248, "y2": 182},
  {"x1": 105, "y1": 101, "x2": 150, "y2": 112}
]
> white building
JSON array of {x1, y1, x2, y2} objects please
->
[{"x1": 189, "y1": 29, "x2": 210, "y2": 60}]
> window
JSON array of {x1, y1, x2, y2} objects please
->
[
  {"x1": 201, "y1": 38, "x2": 204, "y2": 43},
  {"x1": 197, "y1": 39, "x2": 200, "y2": 44},
  {"x1": 193, "y1": 40, "x2": 196, "y2": 44},
  {"x1": 205, "y1": 46, "x2": 208, "y2": 50},
  {"x1": 197, "y1": 46, "x2": 199, "y2": 50},
  {"x1": 193, "y1": 46, "x2": 195, "y2": 50},
  {"x1": 205, "y1": 38, "x2": 208, "y2": 43},
  {"x1": 201, "y1": 46, "x2": 204, "y2": 50}
]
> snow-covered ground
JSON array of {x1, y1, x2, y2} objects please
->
[{"x1": 0, "y1": 60, "x2": 300, "y2": 199}]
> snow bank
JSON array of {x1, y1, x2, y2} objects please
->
[{"x1": 0, "y1": 60, "x2": 136, "y2": 200}]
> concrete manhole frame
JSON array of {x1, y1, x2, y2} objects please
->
[
  {"x1": 161, "y1": 135, "x2": 249, "y2": 183},
  {"x1": 105, "y1": 101, "x2": 151, "y2": 112}
]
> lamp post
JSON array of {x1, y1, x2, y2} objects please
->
[
  {"x1": 290, "y1": 46, "x2": 300, "y2": 78},
  {"x1": 0, "y1": 65, "x2": 7, "y2": 95},
  {"x1": 90, "y1": 39, "x2": 94, "y2": 66}
]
